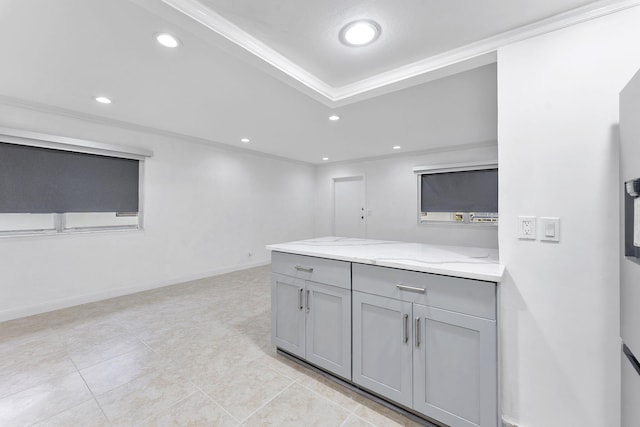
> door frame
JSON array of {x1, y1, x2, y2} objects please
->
[{"x1": 332, "y1": 175, "x2": 367, "y2": 238}]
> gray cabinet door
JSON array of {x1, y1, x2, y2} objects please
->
[
  {"x1": 352, "y1": 291, "x2": 413, "y2": 408},
  {"x1": 413, "y1": 304, "x2": 497, "y2": 427},
  {"x1": 305, "y1": 281, "x2": 352, "y2": 380},
  {"x1": 271, "y1": 273, "x2": 305, "y2": 358}
]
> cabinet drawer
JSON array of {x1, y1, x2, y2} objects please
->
[
  {"x1": 352, "y1": 263, "x2": 496, "y2": 320},
  {"x1": 271, "y1": 252, "x2": 351, "y2": 290}
]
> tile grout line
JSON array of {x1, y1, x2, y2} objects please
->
[
  {"x1": 64, "y1": 353, "x2": 113, "y2": 426},
  {"x1": 139, "y1": 332, "x2": 248, "y2": 425},
  {"x1": 343, "y1": 404, "x2": 364, "y2": 426},
  {"x1": 76, "y1": 339, "x2": 201, "y2": 426},
  {"x1": 339, "y1": 411, "x2": 376, "y2": 427},
  {"x1": 5, "y1": 352, "x2": 98, "y2": 426},
  {"x1": 339, "y1": 412, "x2": 366, "y2": 427},
  {"x1": 295, "y1": 377, "x2": 361, "y2": 419},
  {"x1": 237, "y1": 379, "x2": 298, "y2": 424},
  {"x1": 189, "y1": 382, "x2": 243, "y2": 425},
  {"x1": 133, "y1": 388, "x2": 199, "y2": 426},
  {"x1": 0, "y1": 351, "x2": 73, "y2": 400},
  {"x1": 338, "y1": 412, "x2": 355, "y2": 427},
  {"x1": 265, "y1": 355, "x2": 362, "y2": 416},
  {"x1": 66, "y1": 338, "x2": 149, "y2": 372}
]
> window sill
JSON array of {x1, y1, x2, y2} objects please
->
[
  {"x1": 418, "y1": 221, "x2": 499, "y2": 229},
  {"x1": 0, "y1": 227, "x2": 144, "y2": 239}
]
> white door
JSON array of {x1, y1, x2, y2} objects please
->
[{"x1": 333, "y1": 176, "x2": 365, "y2": 238}]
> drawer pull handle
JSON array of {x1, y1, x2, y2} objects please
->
[
  {"x1": 396, "y1": 284, "x2": 426, "y2": 293},
  {"x1": 415, "y1": 317, "x2": 421, "y2": 348},
  {"x1": 298, "y1": 288, "x2": 304, "y2": 311},
  {"x1": 295, "y1": 265, "x2": 314, "y2": 273},
  {"x1": 403, "y1": 314, "x2": 409, "y2": 343}
]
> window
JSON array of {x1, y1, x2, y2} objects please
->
[
  {"x1": 0, "y1": 128, "x2": 152, "y2": 236},
  {"x1": 64, "y1": 212, "x2": 139, "y2": 230},
  {"x1": 415, "y1": 162, "x2": 498, "y2": 225},
  {"x1": 0, "y1": 213, "x2": 56, "y2": 234}
]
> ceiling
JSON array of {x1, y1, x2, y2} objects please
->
[
  {"x1": 0, "y1": 0, "x2": 631, "y2": 164},
  {"x1": 185, "y1": 0, "x2": 599, "y2": 87}
]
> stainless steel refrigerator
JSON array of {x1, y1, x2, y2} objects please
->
[{"x1": 620, "y1": 69, "x2": 640, "y2": 427}]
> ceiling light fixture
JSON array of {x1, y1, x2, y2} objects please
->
[
  {"x1": 155, "y1": 33, "x2": 180, "y2": 48},
  {"x1": 340, "y1": 20, "x2": 381, "y2": 47},
  {"x1": 393, "y1": 145, "x2": 401, "y2": 150},
  {"x1": 94, "y1": 96, "x2": 112, "y2": 104},
  {"x1": 322, "y1": 157, "x2": 329, "y2": 161},
  {"x1": 241, "y1": 138, "x2": 250, "y2": 143},
  {"x1": 328, "y1": 115, "x2": 340, "y2": 121}
]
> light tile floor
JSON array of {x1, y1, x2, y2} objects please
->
[{"x1": 0, "y1": 266, "x2": 425, "y2": 426}]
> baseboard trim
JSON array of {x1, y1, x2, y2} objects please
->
[{"x1": 0, "y1": 260, "x2": 270, "y2": 322}]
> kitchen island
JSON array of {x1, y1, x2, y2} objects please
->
[{"x1": 267, "y1": 237, "x2": 503, "y2": 427}]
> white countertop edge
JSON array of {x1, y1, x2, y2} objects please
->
[{"x1": 266, "y1": 244, "x2": 504, "y2": 283}]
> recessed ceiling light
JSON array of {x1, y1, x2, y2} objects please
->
[
  {"x1": 322, "y1": 157, "x2": 329, "y2": 161},
  {"x1": 155, "y1": 33, "x2": 180, "y2": 48},
  {"x1": 340, "y1": 20, "x2": 381, "y2": 47},
  {"x1": 240, "y1": 138, "x2": 250, "y2": 143},
  {"x1": 94, "y1": 96, "x2": 112, "y2": 104},
  {"x1": 328, "y1": 115, "x2": 340, "y2": 121},
  {"x1": 392, "y1": 145, "x2": 401, "y2": 150}
]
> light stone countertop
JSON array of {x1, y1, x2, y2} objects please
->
[{"x1": 266, "y1": 236, "x2": 504, "y2": 283}]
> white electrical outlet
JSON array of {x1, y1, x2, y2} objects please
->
[{"x1": 518, "y1": 216, "x2": 536, "y2": 240}]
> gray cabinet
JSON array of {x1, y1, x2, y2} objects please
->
[
  {"x1": 304, "y1": 281, "x2": 351, "y2": 377},
  {"x1": 352, "y1": 263, "x2": 497, "y2": 427},
  {"x1": 271, "y1": 252, "x2": 351, "y2": 380},
  {"x1": 352, "y1": 291, "x2": 413, "y2": 407},
  {"x1": 413, "y1": 305, "x2": 497, "y2": 427},
  {"x1": 271, "y1": 273, "x2": 305, "y2": 358}
]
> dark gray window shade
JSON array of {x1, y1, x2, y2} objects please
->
[
  {"x1": 420, "y1": 169, "x2": 498, "y2": 213},
  {"x1": 0, "y1": 143, "x2": 139, "y2": 213}
]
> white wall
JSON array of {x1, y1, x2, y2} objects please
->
[
  {"x1": 498, "y1": 6, "x2": 640, "y2": 427},
  {"x1": 0, "y1": 104, "x2": 316, "y2": 321},
  {"x1": 315, "y1": 143, "x2": 499, "y2": 248}
]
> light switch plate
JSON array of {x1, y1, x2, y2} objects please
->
[
  {"x1": 540, "y1": 217, "x2": 560, "y2": 242},
  {"x1": 518, "y1": 216, "x2": 536, "y2": 240}
]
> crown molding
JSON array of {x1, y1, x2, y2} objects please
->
[{"x1": 162, "y1": 0, "x2": 640, "y2": 104}]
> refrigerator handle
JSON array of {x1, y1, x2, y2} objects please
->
[{"x1": 623, "y1": 343, "x2": 640, "y2": 377}]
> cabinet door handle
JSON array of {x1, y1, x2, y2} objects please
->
[
  {"x1": 295, "y1": 265, "x2": 314, "y2": 273},
  {"x1": 396, "y1": 284, "x2": 426, "y2": 293},
  {"x1": 415, "y1": 317, "x2": 421, "y2": 348},
  {"x1": 298, "y1": 288, "x2": 304, "y2": 311},
  {"x1": 306, "y1": 290, "x2": 310, "y2": 313},
  {"x1": 403, "y1": 314, "x2": 409, "y2": 343}
]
